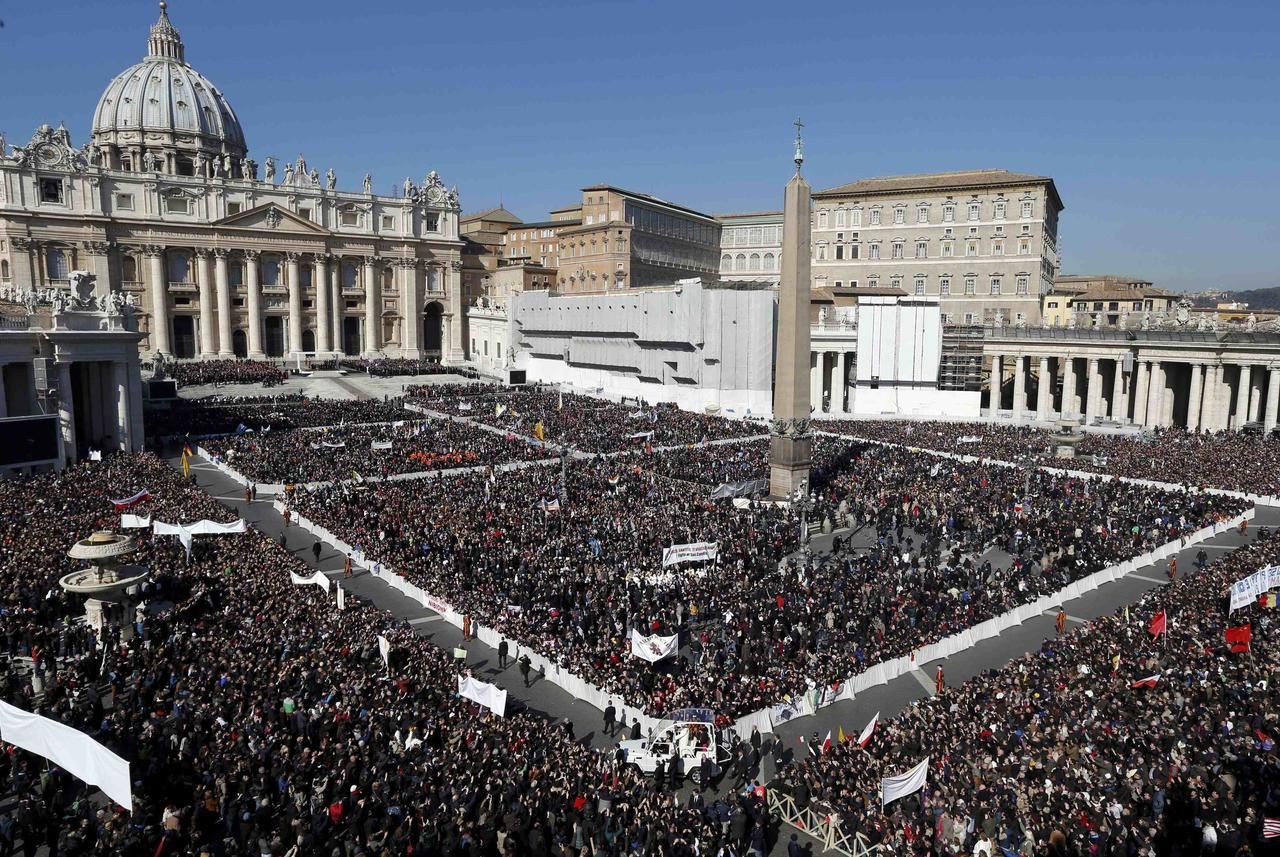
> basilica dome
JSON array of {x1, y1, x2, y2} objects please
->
[{"x1": 90, "y1": 3, "x2": 247, "y2": 169}]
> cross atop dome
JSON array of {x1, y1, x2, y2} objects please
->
[{"x1": 147, "y1": 1, "x2": 185, "y2": 63}]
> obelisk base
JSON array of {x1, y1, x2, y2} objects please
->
[{"x1": 769, "y1": 434, "x2": 812, "y2": 499}]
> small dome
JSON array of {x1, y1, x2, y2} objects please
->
[{"x1": 91, "y1": 4, "x2": 247, "y2": 160}]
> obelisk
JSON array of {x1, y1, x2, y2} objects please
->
[{"x1": 769, "y1": 120, "x2": 813, "y2": 499}]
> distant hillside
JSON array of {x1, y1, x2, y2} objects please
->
[{"x1": 1189, "y1": 287, "x2": 1280, "y2": 311}]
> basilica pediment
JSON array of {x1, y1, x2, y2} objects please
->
[{"x1": 214, "y1": 203, "x2": 330, "y2": 235}]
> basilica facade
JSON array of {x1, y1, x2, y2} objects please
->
[{"x1": 0, "y1": 4, "x2": 465, "y2": 361}]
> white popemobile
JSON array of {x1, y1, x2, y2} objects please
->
[{"x1": 618, "y1": 708, "x2": 732, "y2": 784}]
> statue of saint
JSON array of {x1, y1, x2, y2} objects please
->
[
  {"x1": 264, "y1": 157, "x2": 276, "y2": 182},
  {"x1": 326, "y1": 168, "x2": 336, "y2": 190},
  {"x1": 363, "y1": 173, "x2": 372, "y2": 193}
]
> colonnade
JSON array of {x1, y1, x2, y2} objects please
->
[
  {"x1": 810, "y1": 349, "x2": 855, "y2": 414},
  {"x1": 991, "y1": 350, "x2": 1280, "y2": 432}
]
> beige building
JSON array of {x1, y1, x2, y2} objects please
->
[
  {"x1": 1043, "y1": 274, "x2": 1176, "y2": 328},
  {"x1": 809, "y1": 169, "x2": 1063, "y2": 326},
  {"x1": 555, "y1": 185, "x2": 720, "y2": 293},
  {"x1": 0, "y1": 6, "x2": 464, "y2": 362},
  {"x1": 717, "y1": 211, "x2": 783, "y2": 285}
]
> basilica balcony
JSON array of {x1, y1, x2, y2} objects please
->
[{"x1": 167, "y1": 282, "x2": 197, "y2": 294}]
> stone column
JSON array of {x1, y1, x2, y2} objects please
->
[
  {"x1": 286, "y1": 252, "x2": 303, "y2": 356},
  {"x1": 1084, "y1": 357, "x2": 1101, "y2": 424},
  {"x1": 113, "y1": 360, "x2": 131, "y2": 451},
  {"x1": 1060, "y1": 357, "x2": 1076, "y2": 418},
  {"x1": 1234, "y1": 365, "x2": 1251, "y2": 430},
  {"x1": 1147, "y1": 362, "x2": 1165, "y2": 428},
  {"x1": 0, "y1": 364, "x2": 7, "y2": 420},
  {"x1": 144, "y1": 245, "x2": 171, "y2": 356},
  {"x1": 363, "y1": 256, "x2": 381, "y2": 355},
  {"x1": 836, "y1": 352, "x2": 852, "y2": 413},
  {"x1": 84, "y1": 241, "x2": 114, "y2": 299},
  {"x1": 1133, "y1": 361, "x2": 1150, "y2": 426},
  {"x1": 213, "y1": 249, "x2": 233, "y2": 357},
  {"x1": 331, "y1": 262, "x2": 344, "y2": 355},
  {"x1": 809, "y1": 351, "x2": 822, "y2": 410},
  {"x1": 244, "y1": 250, "x2": 265, "y2": 359},
  {"x1": 1200, "y1": 364, "x2": 1220, "y2": 432},
  {"x1": 195, "y1": 249, "x2": 215, "y2": 357},
  {"x1": 1186, "y1": 362, "x2": 1204, "y2": 432},
  {"x1": 1249, "y1": 369, "x2": 1264, "y2": 423},
  {"x1": 990, "y1": 353, "x2": 1004, "y2": 411},
  {"x1": 399, "y1": 258, "x2": 421, "y2": 358},
  {"x1": 56, "y1": 361, "x2": 75, "y2": 466},
  {"x1": 8, "y1": 238, "x2": 36, "y2": 289},
  {"x1": 1012, "y1": 355, "x2": 1026, "y2": 421},
  {"x1": 1265, "y1": 367, "x2": 1280, "y2": 435},
  {"x1": 446, "y1": 260, "x2": 465, "y2": 363},
  {"x1": 314, "y1": 254, "x2": 332, "y2": 355},
  {"x1": 1111, "y1": 359, "x2": 1130, "y2": 423},
  {"x1": 1035, "y1": 356, "x2": 1051, "y2": 421}
]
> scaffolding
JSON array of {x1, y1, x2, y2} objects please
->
[{"x1": 939, "y1": 325, "x2": 985, "y2": 390}]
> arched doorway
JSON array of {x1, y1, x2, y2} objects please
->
[
  {"x1": 232, "y1": 330, "x2": 248, "y2": 358},
  {"x1": 302, "y1": 329, "x2": 316, "y2": 353},
  {"x1": 342, "y1": 317, "x2": 361, "y2": 355},
  {"x1": 172, "y1": 316, "x2": 196, "y2": 358},
  {"x1": 424, "y1": 302, "x2": 444, "y2": 357},
  {"x1": 264, "y1": 317, "x2": 285, "y2": 357}
]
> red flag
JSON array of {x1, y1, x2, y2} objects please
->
[
  {"x1": 1147, "y1": 611, "x2": 1166, "y2": 638},
  {"x1": 1130, "y1": 674, "x2": 1160, "y2": 689},
  {"x1": 1224, "y1": 625, "x2": 1252, "y2": 653},
  {"x1": 1263, "y1": 817, "x2": 1280, "y2": 839},
  {"x1": 821, "y1": 730, "x2": 833, "y2": 754},
  {"x1": 857, "y1": 712, "x2": 879, "y2": 747}
]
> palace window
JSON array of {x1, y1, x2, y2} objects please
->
[
  {"x1": 869, "y1": 244, "x2": 880, "y2": 260},
  {"x1": 990, "y1": 276, "x2": 1002, "y2": 295},
  {"x1": 763, "y1": 252, "x2": 775, "y2": 270},
  {"x1": 1018, "y1": 239, "x2": 1031, "y2": 255},
  {"x1": 721, "y1": 253, "x2": 732, "y2": 270},
  {"x1": 869, "y1": 209, "x2": 881, "y2": 225},
  {"x1": 835, "y1": 245, "x2": 844, "y2": 260},
  {"x1": 917, "y1": 206, "x2": 928, "y2": 223},
  {"x1": 1021, "y1": 200, "x2": 1034, "y2": 218},
  {"x1": 891, "y1": 242, "x2": 904, "y2": 259},
  {"x1": 46, "y1": 247, "x2": 69, "y2": 279},
  {"x1": 994, "y1": 201, "x2": 1006, "y2": 219},
  {"x1": 992, "y1": 241, "x2": 1004, "y2": 256},
  {"x1": 835, "y1": 210, "x2": 846, "y2": 227},
  {"x1": 968, "y1": 203, "x2": 980, "y2": 221},
  {"x1": 942, "y1": 204, "x2": 954, "y2": 222},
  {"x1": 850, "y1": 210, "x2": 862, "y2": 227},
  {"x1": 939, "y1": 277, "x2": 951, "y2": 295},
  {"x1": 964, "y1": 277, "x2": 977, "y2": 295},
  {"x1": 1016, "y1": 275, "x2": 1030, "y2": 294},
  {"x1": 966, "y1": 240, "x2": 978, "y2": 257},
  {"x1": 914, "y1": 277, "x2": 926, "y2": 295},
  {"x1": 941, "y1": 241, "x2": 953, "y2": 258},
  {"x1": 893, "y1": 207, "x2": 905, "y2": 224},
  {"x1": 915, "y1": 241, "x2": 927, "y2": 258}
]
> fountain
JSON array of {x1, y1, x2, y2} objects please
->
[
  {"x1": 61, "y1": 531, "x2": 151, "y2": 635},
  {"x1": 1049, "y1": 419, "x2": 1085, "y2": 459}
]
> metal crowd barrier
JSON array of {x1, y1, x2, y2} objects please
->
[{"x1": 768, "y1": 791, "x2": 879, "y2": 856}]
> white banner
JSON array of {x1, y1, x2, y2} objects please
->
[
  {"x1": 371, "y1": 440, "x2": 393, "y2": 450},
  {"x1": 1230, "y1": 564, "x2": 1280, "y2": 612},
  {"x1": 457, "y1": 675, "x2": 508, "y2": 717},
  {"x1": 336, "y1": 584, "x2": 346, "y2": 610},
  {"x1": 661, "y1": 541, "x2": 718, "y2": 567},
  {"x1": 290, "y1": 570, "x2": 331, "y2": 593},
  {"x1": 881, "y1": 757, "x2": 929, "y2": 807},
  {"x1": 0, "y1": 700, "x2": 132, "y2": 811},
  {"x1": 120, "y1": 514, "x2": 151, "y2": 529},
  {"x1": 629, "y1": 629, "x2": 678, "y2": 662},
  {"x1": 153, "y1": 519, "x2": 247, "y2": 555},
  {"x1": 377, "y1": 634, "x2": 391, "y2": 667}
]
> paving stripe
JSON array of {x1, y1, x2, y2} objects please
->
[
  {"x1": 408, "y1": 616, "x2": 442, "y2": 625},
  {"x1": 910, "y1": 668, "x2": 937, "y2": 696},
  {"x1": 1129, "y1": 573, "x2": 1171, "y2": 585}
]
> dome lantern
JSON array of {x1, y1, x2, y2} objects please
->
[{"x1": 147, "y1": 2, "x2": 185, "y2": 63}]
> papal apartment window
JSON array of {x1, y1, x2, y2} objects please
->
[
  {"x1": 819, "y1": 211, "x2": 828, "y2": 228},
  {"x1": 942, "y1": 204, "x2": 954, "y2": 222},
  {"x1": 1018, "y1": 239, "x2": 1031, "y2": 255},
  {"x1": 1016, "y1": 275, "x2": 1029, "y2": 294},
  {"x1": 914, "y1": 277, "x2": 926, "y2": 295},
  {"x1": 990, "y1": 277, "x2": 1002, "y2": 295},
  {"x1": 893, "y1": 208, "x2": 905, "y2": 224},
  {"x1": 850, "y1": 245, "x2": 859, "y2": 260},
  {"x1": 816, "y1": 245, "x2": 827, "y2": 261},
  {"x1": 939, "y1": 277, "x2": 951, "y2": 295},
  {"x1": 869, "y1": 244, "x2": 880, "y2": 260},
  {"x1": 915, "y1": 241, "x2": 927, "y2": 259},
  {"x1": 164, "y1": 195, "x2": 191, "y2": 214},
  {"x1": 1021, "y1": 200, "x2": 1034, "y2": 218},
  {"x1": 870, "y1": 209, "x2": 881, "y2": 225},
  {"x1": 966, "y1": 240, "x2": 977, "y2": 257},
  {"x1": 835, "y1": 245, "x2": 844, "y2": 260},
  {"x1": 942, "y1": 241, "x2": 953, "y2": 258},
  {"x1": 964, "y1": 277, "x2": 976, "y2": 295},
  {"x1": 994, "y1": 201, "x2": 1006, "y2": 220},
  {"x1": 39, "y1": 179, "x2": 64, "y2": 204},
  {"x1": 115, "y1": 193, "x2": 135, "y2": 211},
  {"x1": 968, "y1": 203, "x2": 980, "y2": 221},
  {"x1": 891, "y1": 242, "x2": 903, "y2": 259},
  {"x1": 992, "y1": 241, "x2": 1004, "y2": 256},
  {"x1": 917, "y1": 207, "x2": 928, "y2": 223},
  {"x1": 835, "y1": 210, "x2": 846, "y2": 227},
  {"x1": 851, "y1": 210, "x2": 862, "y2": 227}
]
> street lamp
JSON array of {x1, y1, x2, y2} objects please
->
[{"x1": 792, "y1": 479, "x2": 814, "y2": 547}]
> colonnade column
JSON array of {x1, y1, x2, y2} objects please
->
[
  {"x1": 1186, "y1": 362, "x2": 1204, "y2": 432},
  {"x1": 1265, "y1": 367, "x2": 1280, "y2": 435},
  {"x1": 1035, "y1": 357, "x2": 1051, "y2": 421},
  {"x1": 1111, "y1": 359, "x2": 1130, "y2": 423},
  {"x1": 363, "y1": 256, "x2": 381, "y2": 355},
  {"x1": 1133, "y1": 361, "x2": 1150, "y2": 426},
  {"x1": 286, "y1": 253, "x2": 303, "y2": 356},
  {"x1": 113, "y1": 360, "x2": 132, "y2": 452},
  {"x1": 399, "y1": 259, "x2": 421, "y2": 358},
  {"x1": 446, "y1": 260, "x2": 465, "y2": 363},
  {"x1": 213, "y1": 249, "x2": 233, "y2": 357},
  {"x1": 1201, "y1": 364, "x2": 1221, "y2": 432},
  {"x1": 195, "y1": 249, "x2": 215, "y2": 357},
  {"x1": 1248, "y1": 369, "x2": 1264, "y2": 424},
  {"x1": 1061, "y1": 357, "x2": 1077, "y2": 418},
  {"x1": 1012, "y1": 355, "x2": 1026, "y2": 421},
  {"x1": 1147, "y1": 362, "x2": 1166, "y2": 428},
  {"x1": 809, "y1": 351, "x2": 822, "y2": 411},
  {"x1": 989, "y1": 353, "x2": 1004, "y2": 411},
  {"x1": 1085, "y1": 357, "x2": 1101, "y2": 423},
  {"x1": 55, "y1": 361, "x2": 74, "y2": 468},
  {"x1": 314, "y1": 255, "x2": 332, "y2": 355},
  {"x1": 1234, "y1": 365, "x2": 1251, "y2": 430},
  {"x1": 331, "y1": 263, "x2": 344, "y2": 356},
  {"x1": 144, "y1": 245, "x2": 171, "y2": 356},
  {"x1": 245, "y1": 250, "x2": 265, "y2": 359}
]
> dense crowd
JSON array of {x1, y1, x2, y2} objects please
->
[
  {"x1": 339, "y1": 359, "x2": 478, "y2": 379},
  {"x1": 633, "y1": 440, "x2": 771, "y2": 488},
  {"x1": 202, "y1": 419, "x2": 556, "y2": 484},
  {"x1": 820, "y1": 419, "x2": 1280, "y2": 496},
  {"x1": 149, "y1": 394, "x2": 412, "y2": 438},
  {"x1": 172, "y1": 360, "x2": 288, "y2": 388},
  {"x1": 777, "y1": 530, "x2": 1280, "y2": 857},
  {"x1": 407, "y1": 386, "x2": 764, "y2": 452},
  {"x1": 289, "y1": 440, "x2": 1245, "y2": 718},
  {"x1": 0, "y1": 454, "x2": 777, "y2": 856}
]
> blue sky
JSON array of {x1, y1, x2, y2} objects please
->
[{"x1": 3, "y1": 0, "x2": 1277, "y2": 290}]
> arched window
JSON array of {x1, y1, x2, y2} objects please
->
[
  {"x1": 721, "y1": 253, "x2": 732, "y2": 270},
  {"x1": 301, "y1": 265, "x2": 313, "y2": 290},
  {"x1": 122, "y1": 255, "x2": 137, "y2": 283},
  {"x1": 341, "y1": 261, "x2": 358, "y2": 289},
  {"x1": 749, "y1": 253, "x2": 761, "y2": 271},
  {"x1": 763, "y1": 253, "x2": 775, "y2": 271},
  {"x1": 46, "y1": 247, "x2": 69, "y2": 280},
  {"x1": 168, "y1": 252, "x2": 190, "y2": 284},
  {"x1": 734, "y1": 254, "x2": 746, "y2": 272},
  {"x1": 261, "y1": 258, "x2": 280, "y2": 285},
  {"x1": 1, "y1": 260, "x2": 10, "y2": 280}
]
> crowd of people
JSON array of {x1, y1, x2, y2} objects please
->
[
  {"x1": 172, "y1": 360, "x2": 289, "y2": 388},
  {"x1": 287, "y1": 439, "x2": 1245, "y2": 719},
  {"x1": 777, "y1": 528, "x2": 1280, "y2": 857},
  {"x1": 820, "y1": 419, "x2": 1280, "y2": 496},
  {"x1": 407, "y1": 386, "x2": 764, "y2": 452},
  {"x1": 339, "y1": 359, "x2": 477, "y2": 379},
  {"x1": 149, "y1": 394, "x2": 412, "y2": 439},
  {"x1": 202, "y1": 419, "x2": 556, "y2": 484},
  {"x1": 0, "y1": 453, "x2": 778, "y2": 856}
]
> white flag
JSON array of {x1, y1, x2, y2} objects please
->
[
  {"x1": 630, "y1": 628, "x2": 678, "y2": 662},
  {"x1": 377, "y1": 634, "x2": 391, "y2": 667},
  {"x1": 881, "y1": 757, "x2": 929, "y2": 807}
]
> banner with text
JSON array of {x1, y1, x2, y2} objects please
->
[{"x1": 661, "y1": 541, "x2": 718, "y2": 567}]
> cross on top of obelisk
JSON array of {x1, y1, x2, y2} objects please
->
[{"x1": 793, "y1": 118, "x2": 804, "y2": 173}]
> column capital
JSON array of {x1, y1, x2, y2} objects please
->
[
  {"x1": 82, "y1": 240, "x2": 113, "y2": 256},
  {"x1": 212, "y1": 247, "x2": 231, "y2": 259},
  {"x1": 365, "y1": 255, "x2": 383, "y2": 267},
  {"x1": 284, "y1": 251, "x2": 303, "y2": 263},
  {"x1": 315, "y1": 253, "x2": 335, "y2": 266},
  {"x1": 10, "y1": 237, "x2": 34, "y2": 251},
  {"x1": 242, "y1": 248, "x2": 262, "y2": 261},
  {"x1": 448, "y1": 259, "x2": 464, "y2": 272},
  {"x1": 394, "y1": 257, "x2": 420, "y2": 269},
  {"x1": 142, "y1": 244, "x2": 166, "y2": 257},
  {"x1": 193, "y1": 248, "x2": 211, "y2": 260}
]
